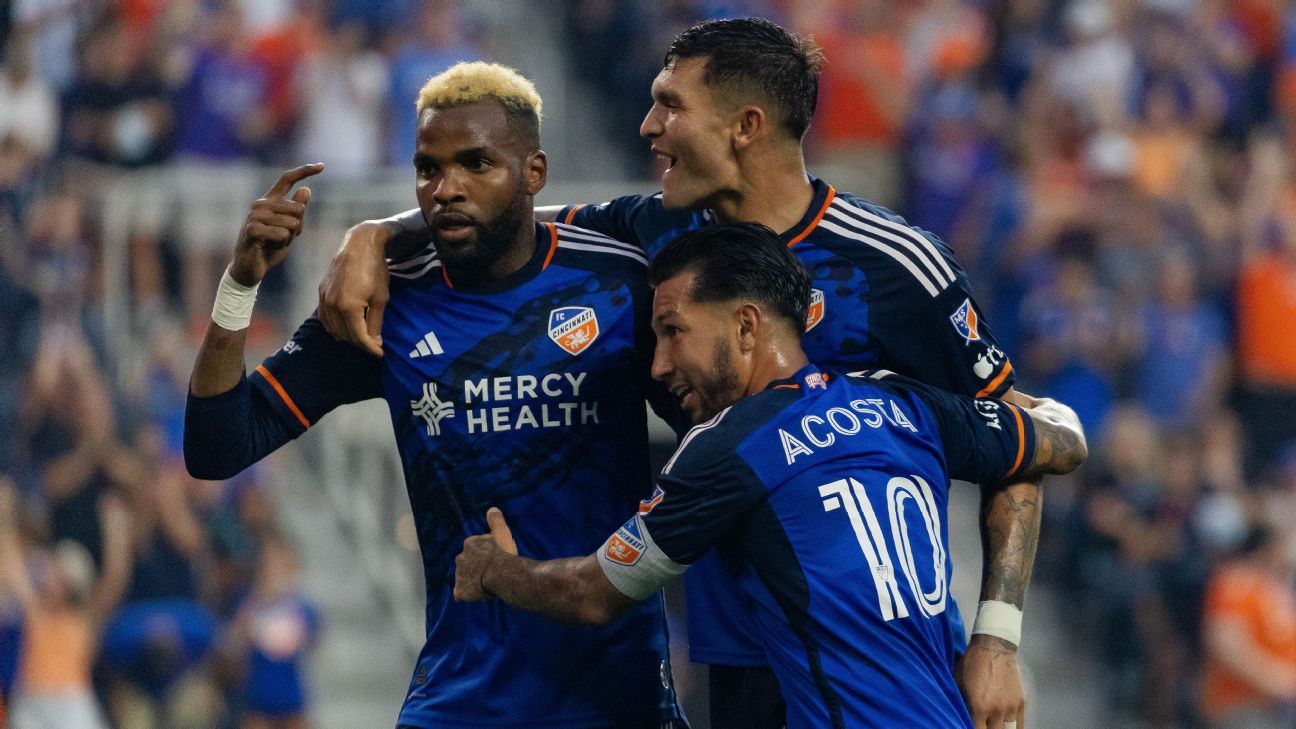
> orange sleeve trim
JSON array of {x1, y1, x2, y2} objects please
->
[
  {"x1": 254, "y1": 364, "x2": 311, "y2": 430},
  {"x1": 563, "y1": 205, "x2": 586, "y2": 225},
  {"x1": 787, "y1": 186, "x2": 836, "y2": 247},
  {"x1": 542, "y1": 223, "x2": 559, "y2": 269},
  {"x1": 772, "y1": 384, "x2": 801, "y2": 390},
  {"x1": 976, "y1": 360, "x2": 1014, "y2": 398},
  {"x1": 1006, "y1": 403, "x2": 1027, "y2": 477},
  {"x1": 441, "y1": 265, "x2": 453, "y2": 289}
]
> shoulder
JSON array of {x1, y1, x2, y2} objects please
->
[
  {"x1": 662, "y1": 391, "x2": 798, "y2": 477},
  {"x1": 387, "y1": 242, "x2": 442, "y2": 286},
  {"x1": 813, "y1": 189, "x2": 963, "y2": 299},
  {"x1": 547, "y1": 221, "x2": 648, "y2": 281}
]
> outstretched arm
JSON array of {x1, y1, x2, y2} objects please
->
[
  {"x1": 453, "y1": 508, "x2": 638, "y2": 624},
  {"x1": 316, "y1": 206, "x2": 567, "y2": 353}
]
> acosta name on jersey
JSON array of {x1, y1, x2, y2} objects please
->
[
  {"x1": 778, "y1": 394, "x2": 918, "y2": 465},
  {"x1": 461, "y1": 372, "x2": 598, "y2": 434}
]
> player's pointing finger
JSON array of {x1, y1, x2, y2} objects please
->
[
  {"x1": 486, "y1": 508, "x2": 517, "y2": 555},
  {"x1": 265, "y1": 163, "x2": 325, "y2": 199}
]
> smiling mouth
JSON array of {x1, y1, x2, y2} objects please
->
[
  {"x1": 671, "y1": 384, "x2": 693, "y2": 405},
  {"x1": 654, "y1": 151, "x2": 678, "y2": 170}
]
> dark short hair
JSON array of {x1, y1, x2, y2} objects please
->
[
  {"x1": 648, "y1": 222, "x2": 811, "y2": 335},
  {"x1": 665, "y1": 17, "x2": 824, "y2": 140}
]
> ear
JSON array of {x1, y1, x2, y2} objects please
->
[
  {"x1": 733, "y1": 105, "x2": 768, "y2": 151},
  {"x1": 525, "y1": 150, "x2": 548, "y2": 196},
  {"x1": 735, "y1": 302, "x2": 762, "y2": 353}
]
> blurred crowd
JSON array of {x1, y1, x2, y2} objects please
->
[{"x1": 4, "y1": 0, "x2": 1296, "y2": 727}]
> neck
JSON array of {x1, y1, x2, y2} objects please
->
[
  {"x1": 743, "y1": 337, "x2": 810, "y2": 397},
  {"x1": 711, "y1": 145, "x2": 814, "y2": 233}
]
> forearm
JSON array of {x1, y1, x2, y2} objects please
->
[
  {"x1": 978, "y1": 481, "x2": 1042, "y2": 611},
  {"x1": 184, "y1": 374, "x2": 299, "y2": 480},
  {"x1": 366, "y1": 208, "x2": 430, "y2": 261},
  {"x1": 480, "y1": 554, "x2": 632, "y2": 625},
  {"x1": 190, "y1": 323, "x2": 249, "y2": 398}
]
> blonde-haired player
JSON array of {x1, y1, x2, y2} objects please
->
[{"x1": 186, "y1": 61, "x2": 685, "y2": 728}]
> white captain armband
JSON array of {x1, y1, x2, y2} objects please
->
[{"x1": 596, "y1": 514, "x2": 687, "y2": 601}]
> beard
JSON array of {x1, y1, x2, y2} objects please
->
[
  {"x1": 432, "y1": 190, "x2": 530, "y2": 275},
  {"x1": 693, "y1": 338, "x2": 742, "y2": 422}
]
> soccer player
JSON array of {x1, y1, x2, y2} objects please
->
[
  {"x1": 184, "y1": 62, "x2": 684, "y2": 728},
  {"x1": 315, "y1": 17, "x2": 1059, "y2": 728},
  {"x1": 451, "y1": 223, "x2": 1087, "y2": 729}
]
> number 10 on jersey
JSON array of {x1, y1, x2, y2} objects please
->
[{"x1": 819, "y1": 476, "x2": 947, "y2": 622}]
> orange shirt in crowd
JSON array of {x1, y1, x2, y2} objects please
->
[
  {"x1": 1201, "y1": 562, "x2": 1296, "y2": 719},
  {"x1": 813, "y1": 29, "x2": 907, "y2": 147},
  {"x1": 1236, "y1": 253, "x2": 1296, "y2": 388},
  {"x1": 18, "y1": 607, "x2": 94, "y2": 694}
]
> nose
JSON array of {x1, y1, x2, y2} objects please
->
[
  {"x1": 640, "y1": 103, "x2": 662, "y2": 140},
  {"x1": 433, "y1": 169, "x2": 467, "y2": 206},
  {"x1": 650, "y1": 341, "x2": 672, "y2": 381}
]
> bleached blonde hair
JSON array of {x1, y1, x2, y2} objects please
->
[{"x1": 416, "y1": 61, "x2": 543, "y2": 123}]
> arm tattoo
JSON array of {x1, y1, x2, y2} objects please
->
[
  {"x1": 1019, "y1": 402, "x2": 1088, "y2": 480},
  {"x1": 979, "y1": 481, "x2": 1041, "y2": 609},
  {"x1": 482, "y1": 554, "x2": 632, "y2": 624}
]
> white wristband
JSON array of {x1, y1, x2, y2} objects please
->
[
  {"x1": 211, "y1": 269, "x2": 260, "y2": 331},
  {"x1": 972, "y1": 600, "x2": 1023, "y2": 647}
]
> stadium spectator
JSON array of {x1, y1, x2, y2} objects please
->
[
  {"x1": 293, "y1": 20, "x2": 388, "y2": 177},
  {"x1": 231, "y1": 530, "x2": 319, "y2": 729},
  {"x1": 0, "y1": 32, "x2": 59, "y2": 228},
  {"x1": 385, "y1": 0, "x2": 481, "y2": 166},
  {"x1": 0, "y1": 481, "x2": 131, "y2": 729},
  {"x1": 1201, "y1": 526, "x2": 1296, "y2": 727}
]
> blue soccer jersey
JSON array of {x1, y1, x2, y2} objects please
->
[
  {"x1": 597, "y1": 366, "x2": 1035, "y2": 729},
  {"x1": 198, "y1": 222, "x2": 681, "y2": 728},
  {"x1": 561, "y1": 178, "x2": 1016, "y2": 664}
]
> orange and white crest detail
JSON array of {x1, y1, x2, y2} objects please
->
[
  {"x1": 548, "y1": 307, "x2": 600, "y2": 356},
  {"x1": 806, "y1": 289, "x2": 825, "y2": 331}
]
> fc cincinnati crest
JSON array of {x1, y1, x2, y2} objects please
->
[
  {"x1": 806, "y1": 288, "x2": 825, "y2": 331},
  {"x1": 548, "y1": 306, "x2": 600, "y2": 355},
  {"x1": 949, "y1": 298, "x2": 981, "y2": 345},
  {"x1": 605, "y1": 517, "x2": 646, "y2": 565}
]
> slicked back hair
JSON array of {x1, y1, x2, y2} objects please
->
[
  {"x1": 649, "y1": 222, "x2": 811, "y2": 337},
  {"x1": 665, "y1": 17, "x2": 824, "y2": 141}
]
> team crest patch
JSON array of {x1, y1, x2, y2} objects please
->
[
  {"x1": 605, "y1": 516, "x2": 646, "y2": 565},
  {"x1": 805, "y1": 289, "x2": 825, "y2": 331},
  {"x1": 548, "y1": 307, "x2": 600, "y2": 355},
  {"x1": 803, "y1": 371, "x2": 828, "y2": 390},
  {"x1": 639, "y1": 486, "x2": 665, "y2": 514},
  {"x1": 949, "y1": 299, "x2": 981, "y2": 345}
]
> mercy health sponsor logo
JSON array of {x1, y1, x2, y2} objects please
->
[
  {"x1": 605, "y1": 516, "x2": 646, "y2": 565},
  {"x1": 462, "y1": 372, "x2": 598, "y2": 434},
  {"x1": 806, "y1": 288, "x2": 825, "y2": 331},
  {"x1": 411, "y1": 372, "x2": 601, "y2": 437},
  {"x1": 548, "y1": 307, "x2": 600, "y2": 355}
]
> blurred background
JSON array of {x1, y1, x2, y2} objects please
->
[{"x1": 3, "y1": 0, "x2": 1296, "y2": 727}]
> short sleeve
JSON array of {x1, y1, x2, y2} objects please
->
[
  {"x1": 900, "y1": 377, "x2": 1035, "y2": 486},
  {"x1": 559, "y1": 196, "x2": 656, "y2": 247},
  {"x1": 868, "y1": 241, "x2": 1016, "y2": 398},
  {"x1": 251, "y1": 315, "x2": 384, "y2": 431}
]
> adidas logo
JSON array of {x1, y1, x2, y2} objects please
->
[{"x1": 409, "y1": 330, "x2": 444, "y2": 358}]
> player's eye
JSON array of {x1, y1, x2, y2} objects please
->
[{"x1": 464, "y1": 157, "x2": 492, "y2": 172}]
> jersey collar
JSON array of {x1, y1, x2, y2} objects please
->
[
  {"x1": 766, "y1": 363, "x2": 831, "y2": 395},
  {"x1": 440, "y1": 221, "x2": 558, "y2": 294},
  {"x1": 780, "y1": 176, "x2": 836, "y2": 248}
]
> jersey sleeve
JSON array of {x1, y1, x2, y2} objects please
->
[
  {"x1": 558, "y1": 195, "x2": 657, "y2": 249},
  {"x1": 867, "y1": 234, "x2": 1016, "y2": 398},
  {"x1": 250, "y1": 315, "x2": 384, "y2": 429},
  {"x1": 596, "y1": 425, "x2": 765, "y2": 600},
  {"x1": 908, "y1": 380, "x2": 1036, "y2": 486},
  {"x1": 184, "y1": 315, "x2": 382, "y2": 480}
]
